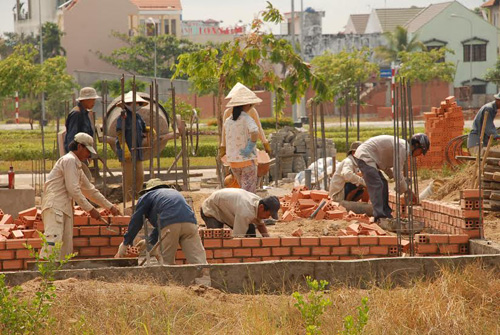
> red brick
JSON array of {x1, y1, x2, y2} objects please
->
[
  {"x1": 314, "y1": 209, "x2": 326, "y2": 220},
  {"x1": 2, "y1": 259, "x2": 24, "y2": 270},
  {"x1": 448, "y1": 234, "x2": 469, "y2": 244},
  {"x1": 311, "y1": 246, "x2": 331, "y2": 256},
  {"x1": 89, "y1": 237, "x2": 109, "y2": 247},
  {"x1": 204, "y1": 250, "x2": 213, "y2": 259},
  {"x1": 109, "y1": 237, "x2": 123, "y2": 246},
  {"x1": 175, "y1": 250, "x2": 186, "y2": 259},
  {"x1": 262, "y1": 256, "x2": 280, "y2": 261},
  {"x1": 331, "y1": 246, "x2": 350, "y2": 255},
  {"x1": 428, "y1": 234, "x2": 449, "y2": 244},
  {"x1": 339, "y1": 236, "x2": 358, "y2": 246},
  {"x1": 110, "y1": 216, "x2": 131, "y2": 226},
  {"x1": 11, "y1": 230, "x2": 24, "y2": 239},
  {"x1": 0, "y1": 250, "x2": 15, "y2": 260},
  {"x1": 241, "y1": 238, "x2": 261, "y2": 247},
  {"x1": 79, "y1": 226, "x2": 100, "y2": 236},
  {"x1": 203, "y1": 239, "x2": 222, "y2": 248},
  {"x1": 281, "y1": 237, "x2": 300, "y2": 246},
  {"x1": 301, "y1": 256, "x2": 318, "y2": 260},
  {"x1": 208, "y1": 259, "x2": 223, "y2": 264},
  {"x1": 351, "y1": 246, "x2": 370, "y2": 256},
  {"x1": 73, "y1": 216, "x2": 89, "y2": 226},
  {"x1": 25, "y1": 238, "x2": 42, "y2": 249},
  {"x1": 214, "y1": 249, "x2": 233, "y2": 258},
  {"x1": 223, "y1": 238, "x2": 242, "y2": 248},
  {"x1": 272, "y1": 247, "x2": 291, "y2": 256},
  {"x1": 223, "y1": 258, "x2": 241, "y2": 263},
  {"x1": 359, "y1": 236, "x2": 378, "y2": 245},
  {"x1": 243, "y1": 257, "x2": 262, "y2": 263},
  {"x1": 369, "y1": 246, "x2": 389, "y2": 255},
  {"x1": 320, "y1": 256, "x2": 340, "y2": 260},
  {"x1": 461, "y1": 210, "x2": 480, "y2": 219},
  {"x1": 99, "y1": 226, "x2": 120, "y2": 236},
  {"x1": 300, "y1": 237, "x2": 319, "y2": 246},
  {"x1": 0, "y1": 240, "x2": 5, "y2": 250},
  {"x1": 416, "y1": 244, "x2": 438, "y2": 254},
  {"x1": 261, "y1": 238, "x2": 280, "y2": 247},
  {"x1": 439, "y1": 244, "x2": 460, "y2": 254},
  {"x1": 310, "y1": 190, "x2": 329, "y2": 201},
  {"x1": 320, "y1": 237, "x2": 340, "y2": 246},
  {"x1": 292, "y1": 247, "x2": 311, "y2": 256},
  {"x1": 6, "y1": 239, "x2": 27, "y2": 249},
  {"x1": 73, "y1": 227, "x2": 80, "y2": 237},
  {"x1": 78, "y1": 247, "x2": 100, "y2": 257},
  {"x1": 378, "y1": 236, "x2": 398, "y2": 245},
  {"x1": 252, "y1": 247, "x2": 271, "y2": 257},
  {"x1": 72, "y1": 237, "x2": 89, "y2": 248},
  {"x1": 460, "y1": 189, "x2": 482, "y2": 199},
  {"x1": 463, "y1": 229, "x2": 481, "y2": 239},
  {"x1": 233, "y1": 248, "x2": 252, "y2": 257},
  {"x1": 100, "y1": 246, "x2": 118, "y2": 256},
  {"x1": 281, "y1": 256, "x2": 301, "y2": 260},
  {"x1": 16, "y1": 248, "x2": 34, "y2": 259},
  {"x1": 18, "y1": 207, "x2": 38, "y2": 217}
]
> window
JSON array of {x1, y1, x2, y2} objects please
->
[
  {"x1": 426, "y1": 46, "x2": 445, "y2": 63},
  {"x1": 164, "y1": 20, "x2": 170, "y2": 35},
  {"x1": 462, "y1": 38, "x2": 488, "y2": 62},
  {"x1": 472, "y1": 85, "x2": 486, "y2": 94},
  {"x1": 171, "y1": 19, "x2": 177, "y2": 35}
]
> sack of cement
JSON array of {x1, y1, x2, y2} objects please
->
[
  {"x1": 419, "y1": 179, "x2": 444, "y2": 200},
  {"x1": 294, "y1": 157, "x2": 335, "y2": 190}
]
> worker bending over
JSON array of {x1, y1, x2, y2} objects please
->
[
  {"x1": 467, "y1": 92, "x2": 500, "y2": 155},
  {"x1": 329, "y1": 141, "x2": 366, "y2": 202}
]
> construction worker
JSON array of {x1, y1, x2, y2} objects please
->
[
  {"x1": 219, "y1": 84, "x2": 263, "y2": 193},
  {"x1": 116, "y1": 91, "x2": 151, "y2": 202},
  {"x1": 354, "y1": 134, "x2": 429, "y2": 221},
  {"x1": 64, "y1": 87, "x2": 100, "y2": 153},
  {"x1": 115, "y1": 179, "x2": 207, "y2": 266},
  {"x1": 329, "y1": 141, "x2": 367, "y2": 202},
  {"x1": 467, "y1": 92, "x2": 500, "y2": 155},
  {"x1": 41, "y1": 133, "x2": 121, "y2": 259},
  {"x1": 200, "y1": 188, "x2": 280, "y2": 237}
]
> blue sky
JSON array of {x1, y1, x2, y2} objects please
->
[{"x1": 0, "y1": 0, "x2": 486, "y2": 36}]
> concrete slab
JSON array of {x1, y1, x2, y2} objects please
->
[
  {"x1": 2, "y1": 255, "x2": 499, "y2": 293},
  {"x1": 0, "y1": 188, "x2": 35, "y2": 218},
  {"x1": 469, "y1": 239, "x2": 500, "y2": 255},
  {"x1": 26, "y1": 258, "x2": 138, "y2": 271}
]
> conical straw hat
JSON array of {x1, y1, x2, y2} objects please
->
[{"x1": 225, "y1": 83, "x2": 262, "y2": 107}]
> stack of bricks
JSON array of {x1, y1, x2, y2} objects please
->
[
  {"x1": 280, "y1": 186, "x2": 349, "y2": 221},
  {"x1": 388, "y1": 192, "x2": 481, "y2": 239},
  {"x1": 417, "y1": 95, "x2": 464, "y2": 169},
  {"x1": 415, "y1": 234, "x2": 470, "y2": 255}
]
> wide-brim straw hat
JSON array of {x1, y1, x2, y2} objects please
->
[
  {"x1": 123, "y1": 91, "x2": 148, "y2": 106},
  {"x1": 77, "y1": 87, "x2": 101, "y2": 101},
  {"x1": 225, "y1": 83, "x2": 263, "y2": 107},
  {"x1": 139, "y1": 178, "x2": 170, "y2": 195}
]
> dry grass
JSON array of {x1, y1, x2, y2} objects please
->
[{"x1": 29, "y1": 263, "x2": 500, "y2": 335}]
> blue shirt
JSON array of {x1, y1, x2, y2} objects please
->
[
  {"x1": 115, "y1": 108, "x2": 147, "y2": 162},
  {"x1": 123, "y1": 188, "x2": 197, "y2": 246},
  {"x1": 467, "y1": 101, "x2": 498, "y2": 148},
  {"x1": 64, "y1": 103, "x2": 94, "y2": 153}
]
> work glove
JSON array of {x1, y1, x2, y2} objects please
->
[
  {"x1": 109, "y1": 205, "x2": 122, "y2": 216},
  {"x1": 123, "y1": 144, "x2": 132, "y2": 161},
  {"x1": 240, "y1": 140, "x2": 256, "y2": 158},
  {"x1": 114, "y1": 242, "x2": 127, "y2": 258},
  {"x1": 263, "y1": 142, "x2": 271, "y2": 154},
  {"x1": 218, "y1": 146, "x2": 226, "y2": 160}
]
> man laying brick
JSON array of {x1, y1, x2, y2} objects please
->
[
  {"x1": 200, "y1": 188, "x2": 280, "y2": 237},
  {"x1": 354, "y1": 134, "x2": 429, "y2": 222},
  {"x1": 329, "y1": 141, "x2": 367, "y2": 202},
  {"x1": 41, "y1": 133, "x2": 121, "y2": 260},
  {"x1": 115, "y1": 179, "x2": 208, "y2": 266},
  {"x1": 467, "y1": 92, "x2": 500, "y2": 155}
]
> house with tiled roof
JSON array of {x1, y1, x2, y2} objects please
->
[
  {"x1": 364, "y1": 7, "x2": 424, "y2": 34},
  {"x1": 344, "y1": 14, "x2": 369, "y2": 34}
]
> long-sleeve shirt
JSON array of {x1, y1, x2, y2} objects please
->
[
  {"x1": 329, "y1": 155, "x2": 365, "y2": 201},
  {"x1": 64, "y1": 103, "x2": 94, "y2": 153},
  {"x1": 41, "y1": 151, "x2": 113, "y2": 217},
  {"x1": 354, "y1": 135, "x2": 410, "y2": 193},
  {"x1": 123, "y1": 188, "x2": 197, "y2": 246},
  {"x1": 201, "y1": 188, "x2": 263, "y2": 236},
  {"x1": 116, "y1": 108, "x2": 147, "y2": 162},
  {"x1": 222, "y1": 107, "x2": 268, "y2": 145},
  {"x1": 467, "y1": 101, "x2": 498, "y2": 148}
]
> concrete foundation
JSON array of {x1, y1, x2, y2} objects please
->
[
  {"x1": 3, "y1": 255, "x2": 499, "y2": 293},
  {"x1": 469, "y1": 239, "x2": 500, "y2": 255},
  {"x1": 0, "y1": 188, "x2": 35, "y2": 219}
]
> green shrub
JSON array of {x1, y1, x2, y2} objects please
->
[
  {"x1": 339, "y1": 297, "x2": 369, "y2": 335},
  {"x1": 293, "y1": 276, "x2": 332, "y2": 335}
]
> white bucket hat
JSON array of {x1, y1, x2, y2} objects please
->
[
  {"x1": 74, "y1": 132, "x2": 97, "y2": 155},
  {"x1": 123, "y1": 91, "x2": 148, "y2": 106},
  {"x1": 225, "y1": 83, "x2": 263, "y2": 107},
  {"x1": 76, "y1": 87, "x2": 101, "y2": 101}
]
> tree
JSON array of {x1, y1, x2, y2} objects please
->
[
  {"x1": 92, "y1": 78, "x2": 147, "y2": 98},
  {"x1": 484, "y1": 58, "x2": 500, "y2": 86},
  {"x1": 97, "y1": 32, "x2": 202, "y2": 78},
  {"x1": 42, "y1": 22, "x2": 66, "y2": 59},
  {"x1": 375, "y1": 26, "x2": 425, "y2": 63}
]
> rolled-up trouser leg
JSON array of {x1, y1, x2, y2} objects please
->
[
  {"x1": 40, "y1": 208, "x2": 73, "y2": 260},
  {"x1": 356, "y1": 159, "x2": 391, "y2": 220}
]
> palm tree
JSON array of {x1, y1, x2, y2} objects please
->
[
  {"x1": 375, "y1": 25, "x2": 425, "y2": 63},
  {"x1": 42, "y1": 22, "x2": 66, "y2": 59}
]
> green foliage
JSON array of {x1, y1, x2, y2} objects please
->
[
  {"x1": 92, "y1": 78, "x2": 148, "y2": 98},
  {"x1": 311, "y1": 48, "x2": 378, "y2": 105},
  {"x1": 206, "y1": 116, "x2": 294, "y2": 129},
  {"x1": 97, "y1": 32, "x2": 202, "y2": 78},
  {"x1": 42, "y1": 22, "x2": 66, "y2": 59},
  {"x1": 484, "y1": 57, "x2": 500, "y2": 86},
  {"x1": 375, "y1": 26, "x2": 425, "y2": 63},
  {"x1": 0, "y1": 234, "x2": 75, "y2": 335},
  {"x1": 161, "y1": 98, "x2": 196, "y2": 123},
  {"x1": 292, "y1": 276, "x2": 332, "y2": 335},
  {"x1": 398, "y1": 48, "x2": 456, "y2": 83},
  {"x1": 339, "y1": 297, "x2": 369, "y2": 335},
  {"x1": 0, "y1": 44, "x2": 40, "y2": 97}
]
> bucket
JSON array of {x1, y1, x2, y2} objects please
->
[{"x1": 257, "y1": 150, "x2": 271, "y2": 177}]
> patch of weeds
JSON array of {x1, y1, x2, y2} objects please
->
[{"x1": 339, "y1": 297, "x2": 369, "y2": 335}]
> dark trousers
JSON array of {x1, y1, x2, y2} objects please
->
[
  {"x1": 200, "y1": 207, "x2": 256, "y2": 237},
  {"x1": 356, "y1": 159, "x2": 392, "y2": 220},
  {"x1": 344, "y1": 182, "x2": 364, "y2": 202}
]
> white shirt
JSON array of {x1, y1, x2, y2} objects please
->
[
  {"x1": 41, "y1": 151, "x2": 113, "y2": 217},
  {"x1": 222, "y1": 112, "x2": 258, "y2": 163},
  {"x1": 354, "y1": 135, "x2": 410, "y2": 193},
  {"x1": 329, "y1": 155, "x2": 365, "y2": 201},
  {"x1": 201, "y1": 188, "x2": 262, "y2": 236},
  {"x1": 223, "y1": 107, "x2": 268, "y2": 144}
]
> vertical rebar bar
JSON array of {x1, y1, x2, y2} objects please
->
[
  {"x1": 171, "y1": 82, "x2": 178, "y2": 186},
  {"x1": 149, "y1": 82, "x2": 154, "y2": 179},
  {"x1": 102, "y1": 81, "x2": 108, "y2": 196},
  {"x1": 394, "y1": 80, "x2": 402, "y2": 257},
  {"x1": 131, "y1": 77, "x2": 137, "y2": 211},
  {"x1": 320, "y1": 104, "x2": 328, "y2": 190},
  {"x1": 120, "y1": 75, "x2": 126, "y2": 212},
  {"x1": 155, "y1": 81, "x2": 160, "y2": 177},
  {"x1": 357, "y1": 82, "x2": 360, "y2": 141}
]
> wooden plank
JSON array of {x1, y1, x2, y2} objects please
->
[{"x1": 490, "y1": 191, "x2": 500, "y2": 201}]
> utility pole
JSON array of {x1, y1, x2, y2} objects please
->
[{"x1": 291, "y1": 0, "x2": 297, "y2": 122}]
